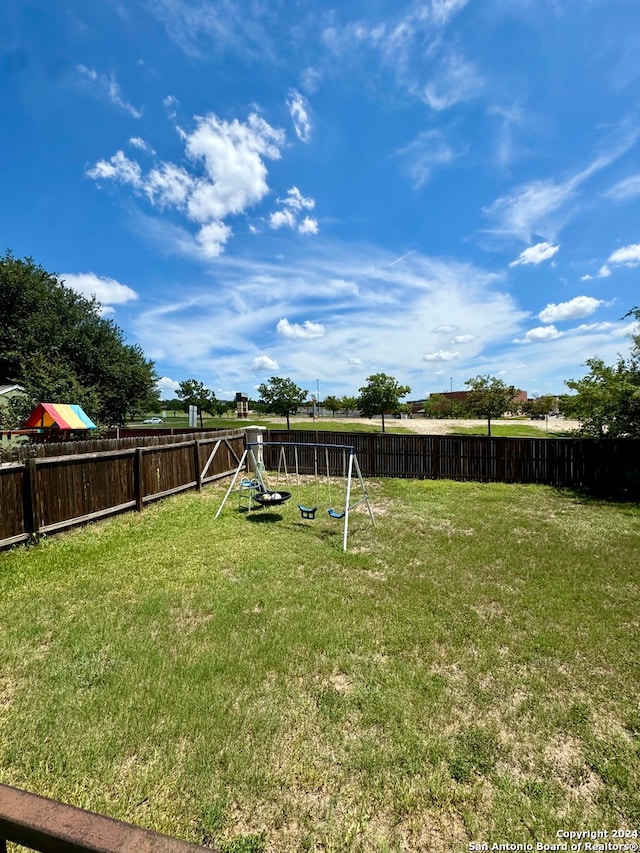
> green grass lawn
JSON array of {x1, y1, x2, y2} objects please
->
[
  {"x1": 1, "y1": 478, "x2": 639, "y2": 852},
  {"x1": 449, "y1": 423, "x2": 573, "y2": 438}
]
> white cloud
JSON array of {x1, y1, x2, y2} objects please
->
[
  {"x1": 538, "y1": 296, "x2": 603, "y2": 324},
  {"x1": 509, "y1": 241, "x2": 559, "y2": 267},
  {"x1": 605, "y1": 175, "x2": 640, "y2": 202},
  {"x1": 483, "y1": 144, "x2": 637, "y2": 242},
  {"x1": 515, "y1": 325, "x2": 562, "y2": 343},
  {"x1": 287, "y1": 89, "x2": 312, "y2": 142},
  {"x1": 608, "y1": 243, "x2": 640, "y2": 267},
  {"x1": 430, "y1": 0, "x2": 469, "y2": 24},
  {"x1": 269, "y1": 187, "x2": 317, "y2": 234},
  {"x1": 185, "y1": 113, "x2": 284, "y2": 221},
  {"x1": 452, "y1": 334, "x2": 476, "y2": 343},
  {"x1": 77, "y1": 64, "x2": 142, "y2": 118},
  {"x1": 423, "y1": 349, "x2": 460, "y2": 362},
  {"x1": 156, "y1": 376, "x2": 180, "y2": 395},
  {"x1": 269, "y1": 209, "x2": 296, "y2": 230},
  {"x1": 277, "y1": 318, "x2": 325, "y2": 339},
  {"x1": 163, "y1": 94, "x2": 179, "y2": 118},
  {"x1": 251, "y1": 355, "x2": 279, "y2": 371},
  {"x1": 396, "y1": 130, "x2": 457, "y2": 188},
  {"x1": 87, "y1": 150, "x2": 143, "y2": 186},
  {"x1": 129, "y1": 137, "x2": 155, "y2": 154},
  {"x1": 298, "y1": 216, "x2": 319, "y2": 235},
  {"x1": 586, "y1": 243, "x2": 640, "y2": 279},
  {"x1": 484, "y1": 178, "x2": 577, "y2": 243},
  {"x1": 282, "y1": 186, "x2": 315, "y2": 212},
  {"x1": 195, "y1": 221, "x2": 233, "y2": 258},
  {"x1": 422, "y1": 54, "x2": 482, "y2": 111},
  {"x1": 61, "y1": 272, "x2": 138, "y2": 307},
  {"x1": 88, "y1": 112, "x2": 286, "y2": 258},
  {"x1": 582, "y1": 264, "x2": 612, "y2": 281},
  {"x1": 146, "y1": 163, "x2": 194, "y2": 208}
]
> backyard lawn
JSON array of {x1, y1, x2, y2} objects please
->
[{"x1": 0, "y1": 477, "x2": 638, "y2": 852}]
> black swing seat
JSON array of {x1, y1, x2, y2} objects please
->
[
  {"x1": 298, "y1": 503, "x2": 318, "y2": 519},
  {"x1": 328, "y1": 507, "x2": 345, "y2": 519},
  {"x1": 252, "y1": 490, "x2": 292, "y2": 507}
]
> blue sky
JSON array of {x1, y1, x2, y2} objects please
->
[{"x1": 2, "y1": 0, "x2": 640, "y2": 402}]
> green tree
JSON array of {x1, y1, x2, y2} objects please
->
[
  {"x1": 357, "y1": 373, "x2": 411, "y2": 433},
  {"x1": 177, "y1": 379, "x2": 217, "y2": 428},
  {"x1": 257, "y1": 376, "x2": 307, "y2": 429},
  {"x1": 464, "y1": 375, "x2": 518, "y2": 436},
  {"x1": 424, "y1": 394, "x2": 450, "y2": 418},
  {"x1": 0, "y1": 251, "x2": 158, "y2": 426},
  {"x1": 340, "y1": 396, "x2": 358, "y2": 417},
  {"x1": 162, "y1": 399, "x2": 184, "y2": 418},
  {"x1": 323, "y1": 395, "x2": 342, "y2": 417},
  {"x1": 561, "y1": 308, "x2": 640, "y2": 438}
]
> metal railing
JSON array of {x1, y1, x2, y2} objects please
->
[{"x1": 0, "y1": 784, "x2": 214, "y2": 852}]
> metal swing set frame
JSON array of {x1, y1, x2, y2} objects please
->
[{"x1": 215, "y1": 441, "x2": 375, "y2": 551}]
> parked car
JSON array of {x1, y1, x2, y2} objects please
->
[
  {"x1": 143, "y1": 417, "x2": 164, "y2": 424},
  {"x1": 530, "y1": 413, "x2": 546, "y2": 420}
]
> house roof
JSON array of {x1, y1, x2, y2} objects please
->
[
  {"x1": 23, "y1": 403, "x2": 97, "y2": 430},
  {"x1": 0, "y1": 384, "x2": 25, "y2": 396}
]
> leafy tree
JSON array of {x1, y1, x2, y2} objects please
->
[
  {"x1": 0, "y1": 251, "x2": 159, "y2": 426},
  {"x1": 257, "y1": 376, "x2": 307, "y2": 429},
  {"x1": 561, "y1": 308, "x2": 640, "y2": 438},
  {"x1": 357, "y1": 373, "x2": 411, "y2": 433},
  {"x1": 176, "y1": 379, "x2": 217, "y2": 428},
  {"x1": 162, "y1": 399, "x2": 184, "y2": 418},
  {"x1": 522, "y1": 395, "x2": 554, "y2": 417},
  {"x1": 464, "y1": 375, "x2": 518, "y2": 436},
  {"x1": 340, "y1": 396, "x2": 358, "y2": 417},
  {"x1": 424, "y1": 394, "x2": 451, "y2": 418},
  {"x1": 323, "y1": 395, "x2": 342, "y2": 417}
]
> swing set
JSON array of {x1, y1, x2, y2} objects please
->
[{"x1": 215, "y1": 441, "x2": 375, "y2": 551}]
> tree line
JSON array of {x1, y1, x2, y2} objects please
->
[{"x1": 2, "y1": 253, "x2": 638, "y2": 438}]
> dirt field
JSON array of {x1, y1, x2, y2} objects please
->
[{"x1": 278, "y1": 415, "x2": 581, "y2": 435}]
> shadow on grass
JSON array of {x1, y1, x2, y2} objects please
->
[{"x1": 245, "y1": 513, "x2": 285, "y2": 524}]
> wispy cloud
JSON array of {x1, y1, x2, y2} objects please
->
[
  {"x1": 76, "y1": 64, "x2": 142, "y2": 118},
  {"x1": 396, "y1": 130, "x2": 458, "y2": 188},
  {"x1": 129, "y1": 136, "x2": 155, "y2": 155},
  {"x1": 604, "y1": 174, "x2": 640, "y2": 202},
  {"x1": 484, "y1": 140, "x2": 639, "y2": 242},
  {"x1": 421, "y1": 54, "x2": 483, "y2": 111},
  {"x1": 287, "y1": 89, "x2": 312, "y2": 142}
]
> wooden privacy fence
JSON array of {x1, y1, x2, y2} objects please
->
[
  {"x1": 266, "y1": 430, "x2": 640, "y2": 494},
  {"x1": 0, "y1": 430, "x2": 244, "y2": 548},
  {"x1": 2, "y1": 428, "x2": 639, "y2": 548}
]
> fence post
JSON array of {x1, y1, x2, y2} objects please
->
[
  {"x1": 193, "y1": 440, "x2": 202, "y2": 491},
  {"x1": 22, "y1": 458, "x2": 40, "y2": 540},
  {"x1": 134, "y1": 448, "x2": 144, "y2": 512}
]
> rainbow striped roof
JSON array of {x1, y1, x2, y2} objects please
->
[{"x1": 23, "y1": 403, "x2": 97, "y2": 430}]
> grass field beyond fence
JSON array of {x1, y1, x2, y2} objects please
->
[{"x1": 1, "y1": 478, "x2": 639, "y2": 852}]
